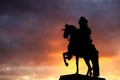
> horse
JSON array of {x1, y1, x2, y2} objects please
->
[{"x1": 62, "y1": 24, "x2": 99, "y2": 76}]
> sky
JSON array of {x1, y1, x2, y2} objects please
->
[{"x1": 0, "y1": 0, "x2": 120, "y2": 80}]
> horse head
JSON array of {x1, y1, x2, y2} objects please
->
[{"x1": 63, "y1": 24, "x2": 77, "y2": 39}]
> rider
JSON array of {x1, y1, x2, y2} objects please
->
[
  {"x1": 78, "y1": 16, "x2": 92, "y2": 47},
  {"x1": 78, "y1": 16, "x2": 100, "y2": 77}
]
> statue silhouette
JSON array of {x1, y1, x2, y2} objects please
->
[{"x1": 62, "y1": 16, "x2": 99, "y2": 77}]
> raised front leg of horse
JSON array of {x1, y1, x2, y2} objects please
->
[
  {"x1": 76, "y1": 56, "x2": 79, "y2": 74},
  {"x1": 63, "y1": 52, "x2": 68, "y2": 66},
  {"x1": 63, "y1": 52, "x2": 73, "y2": 67}
]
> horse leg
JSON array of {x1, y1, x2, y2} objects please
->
[
  {"x1": 63, "y1": 52, "x2": 68, "y2": 66},
  {"x1": 84, "y1": 58, "x2": 92, "y2": 76},
  {"x1": 76, "y1": 56, "x2": 79, "y2": 74}
]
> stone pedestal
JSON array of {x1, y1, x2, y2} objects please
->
[{"x1": 59, "y1": 74, "x2": 106, "y2": 80}]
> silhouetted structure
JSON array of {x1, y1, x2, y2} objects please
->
[
  {"x1": 61, "y1": 16, "x2": 105, "y2": 80},
  {"x1": 62, "y1": 16, "x2": 99, "y2": 77},
  {"x1": 59, "y1": 74, "x2": 106, "y2": 80}
]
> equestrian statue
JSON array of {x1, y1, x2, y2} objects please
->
[{"x1": 62, "y1": 16, "x2": 99, "y2": 77}]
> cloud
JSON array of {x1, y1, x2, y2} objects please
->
[
  {"x1": 0, "y1": 0, "x2": 36, "y2": 14},
  {"x1": 0, "y1": 0, "x2": 119, "y2": 66}
]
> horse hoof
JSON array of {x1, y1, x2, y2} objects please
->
[
  {"x1": 90, "y1": 73, "x2": 92, "y2": 76},
  {"x1": 86, "y1": 74, "x2": 88, "y2": 76},
  {"x1": 65, "y1": 63, "x2": 68, "y2": 66},
  {"x1": 75, "y1": 72, "x2": 78, "y2": 74}
]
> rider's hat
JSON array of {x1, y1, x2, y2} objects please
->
[{"x1": 78, "y1": 16, "x2": 88, "y2": 24}]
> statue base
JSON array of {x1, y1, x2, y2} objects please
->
[{"x1": 59, "y1": 74, "x2": 106, "y2": 80}]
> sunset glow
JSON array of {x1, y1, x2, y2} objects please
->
[{"x1": 0, "y1": 0, "x2": 120, "y2": 80}]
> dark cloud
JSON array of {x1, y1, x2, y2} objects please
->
[{"x1": 0, "y1": 0, "x2": 35, "y2": 14}]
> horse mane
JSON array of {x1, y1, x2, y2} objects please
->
[{"x1": 67, "y1": 25, "x2": 77, "y2": 32}]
